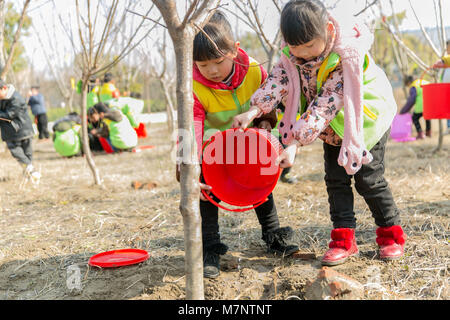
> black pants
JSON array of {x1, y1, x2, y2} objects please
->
[
  {"x1": 88, "y1": 133, "x2": 104, "y2": 151},
  {"x1": 6, "y1": 138, "x2": 33, "y2": 165},
  {"x1": 323, "y1": 130, "x2": 401, "y2": 229},
  {"x1": 36, "y1": 114, "x2": 50, "y2": 139},
  {"x1": 412, "y1": 112, "x2": 431, "y2": 133},
  {"x1": 200, "y1": 193, "x2": 280, "y2": 247},
  {"x1": 279, "y1": 137, "x2": 293, "y2": 177}
]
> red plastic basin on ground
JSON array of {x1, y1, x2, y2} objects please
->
[
  {"x1": 88, "y1": 249, "x2": 149, "y2": 268},
  {"x1": 201, "y1": 128, "x2": 282, "y2": 210}
]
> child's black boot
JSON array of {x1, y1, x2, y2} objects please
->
[
  {"x1": 262, "y1": 227, "x2": 298, "y2": 256},
  {"x1": 203, "y1": 242, "x2": 228, "y2": 279}
]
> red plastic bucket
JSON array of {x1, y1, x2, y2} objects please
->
[
  {"x1": 422, "y1": 83, "x2": 450, "y2": 120},
  {"x1": 419, "y1": 66, "x2": 450, "y2": 120},
  {"x1": 201, "y1": 128, "x2": 283, "y2": 212}
]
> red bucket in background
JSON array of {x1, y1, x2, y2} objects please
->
[
  {"x1": 422, "y1": 83, "x2": 450, "y2": 120},
  {"x1": 201, "y1": 128, "x2": 283, "y2": 212}
]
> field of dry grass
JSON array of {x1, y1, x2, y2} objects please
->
[{"x1": 0, "y1": 121, "x2": 448, "y2": 300}]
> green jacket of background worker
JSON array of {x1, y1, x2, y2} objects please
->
[
  {"x1": 106, "y1": 97, "x2": 144, "y2": 129},
  {"x1": 52, "y1": 113, "x2": 82, "y2": 157}
]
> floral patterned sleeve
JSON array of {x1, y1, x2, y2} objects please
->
[
  {"x1": 250, "y1": 62, "x2": 290, "y2": 116},
  {"x1": 292, "y1": 68, "x2": 345, "y2": 146}
]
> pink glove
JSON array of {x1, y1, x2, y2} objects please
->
[{"x1": 336, "y1": 57, "x2": 373, "y2": 175}]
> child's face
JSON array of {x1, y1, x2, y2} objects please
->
[
  {"x1": 287, "y1": 22, "x2": 332, "y2": 62},
  {"x1": 195, "y1": 50, "x2": 238, "y2": 83},
  {"x1": 288, "y1": 37, "x2": 327, "y2": 61},
  {"x1": 89, "y1": 113, "x2": 100, "y2": 123},
  {"x1": 0, "y1": 86, "x2": 7, "y2": 99}
]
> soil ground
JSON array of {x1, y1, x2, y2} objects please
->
[{"x1": 0, "y1": 121, "x2": 448, "y2": 300}]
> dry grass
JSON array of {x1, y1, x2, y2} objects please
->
[{"x1": 0, "y1": 122, "x2": 448, "y2": 300}]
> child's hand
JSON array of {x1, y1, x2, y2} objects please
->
[
  {"x1": 199, "y1": 182, "x2": 213, "y2": 201},
  {"x1": 256, "y1": 120, "x2": 272, "y2": 131},
  {"x1": 275, "y1": 143, "x2": 297, "y2": 168},
  {"x1": 432, "y1": 60, "x2": 445, "y2": 68},
  {"x1": 232, "y1": 106, "x2": 261, "y2": 130}
]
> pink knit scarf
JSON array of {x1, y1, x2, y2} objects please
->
[{"x1": 279, "y1": 13, "x2": 374, "y2": 175}]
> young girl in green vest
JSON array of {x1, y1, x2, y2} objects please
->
[
  {"x1": 233, "y1": 0, "x2": 405, "y2": 266},
  {"x1": 400, "y1": 75, "x2": 431, "y2": 139},
  {"x1": 186, "y1": 11, "x2": 298, "y2": 278}
]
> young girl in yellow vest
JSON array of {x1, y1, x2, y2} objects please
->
[
  {"x1": 233, "y1": 0, "x2": 406, "y2": 266},
  {"x1": 187, "y1": 11, "x2": 298, "y2": 278},
  {"x1": 399, "y1": 75, "x2": 431, "y2": 139}
]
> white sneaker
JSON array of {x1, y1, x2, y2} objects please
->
[
  {"x1": 30, "y1": 171, "x2": 41, "y2": 185},
  {"x1": 23, "y1": 164, "x2": 35, "y2": 177},
  {"x1": 23, "y1": 164, "x2": 41, "y2": 185}
]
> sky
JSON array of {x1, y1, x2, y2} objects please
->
[{"x1": 14, "y1": 0, "x2": 450, "y2": 73}]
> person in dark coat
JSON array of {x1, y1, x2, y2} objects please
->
[
  {"x1": 0, "y1": 79, "x2": 40, "y2": 183},
  {"x1": 27, "y1": 85, "x2": 50, "y2": 140}
]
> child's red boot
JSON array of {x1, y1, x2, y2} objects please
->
[
  {"x1": 376, "y1": 225, "x2": 406, "y2": 261},
  {"x1": 321, "y1": 228, "x2": 359, "y2": 266}
]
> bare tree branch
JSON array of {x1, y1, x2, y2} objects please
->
[
  {"x1": 408, "y1": 0, "x2": 441, "y2": 57},
  {"x1": 181, "y1": 0, "x2": 199, "y2": 27},
  {"x1": 437, "y1": 0, "x2": 446, "y2": 56},
  {"x1": 93, "y1": 0, "x2": 119, "y2": 68},
  {"x1": 230, "y1": 0, "x2": 282, "y2": 70},
  {"x1": 93, "y1": 8, "x2": 160, "y2": 76},
  {"x1": 126, "y1": 8, "x2": 167, "y2": 28},
  {"x1": 0, "y1": 0, "x2": 31, "y2": 79},
  {"x1": 354, "y1": 0, "x2": 379, "y2": 17},
  {"x1": 380, "y1": 18, "x2": 429, "y2": 71}
]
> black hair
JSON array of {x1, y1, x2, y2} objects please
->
[
  {"x1": 103, "y1": 73, "x2": 113, "y2": 83},
  {"x1": 68, "y1": 112, "x2": 79, "y2": 117},
  {"x1": 193, "y1": 11, "x2": 236, "y2": 62},
  {"x1": 281, "y1": 0, "x2": 329, "y2": 46},
  {"x1": 31, "y1": 86, "x2": 40, "y2": 90},
  {"x1": 91, "y1": 102, "x2": 109, "y2": 114},
  {"x1": 404, "y1": 75, "x2": 414, "y2": 86},
  {"x1": 130, "y1": 92, "x2": 142, "y2": 99}
]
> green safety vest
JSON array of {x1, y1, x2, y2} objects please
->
[
  {"x1": 108, "y1": 97, "x2": 143, "y2": 129},
  {"x1": 87, "y1": 92, "x2": 99, "y2": 109},
  {"x1": 282, "y1": 47, "x2": 396, "y2": 150},
  {"x1": 54, "y1": 125, "x2": 81, "y2": 157},
  {"x1": 410, "y1": 79, "x2": 429, "y2": 114},
  {"x1": 103, "y1": 110, "x2": 138, "y2": 150}
]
